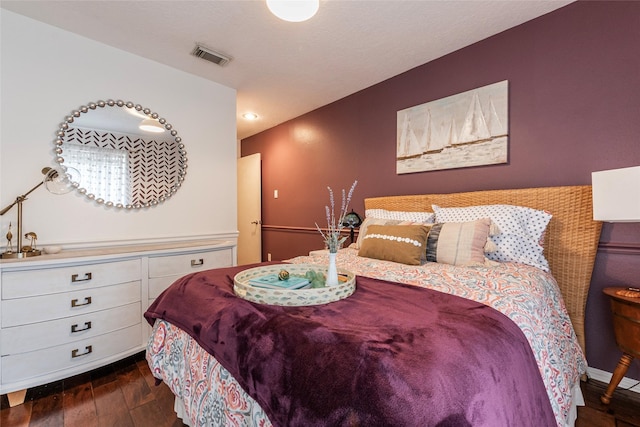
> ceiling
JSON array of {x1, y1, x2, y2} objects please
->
[{"x1": 1, "y1": 0, "x2": 574, "y2": 140}]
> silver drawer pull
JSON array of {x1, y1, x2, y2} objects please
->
[
  {"x1": 71, "y1": 321, "x2": 92, "y2": 333},
  {"x1": 71, "y1": 296, "x2": 92, "y2": 307},
  {"x1": 71, "y1": 272, "x2": 92, "y2": 283},
  {"x1": 71, "y1": 345, "x2": 93, "y2": 358},
  {"x1": 191, "y1": 259, "x2": 204, "y2": 267}
]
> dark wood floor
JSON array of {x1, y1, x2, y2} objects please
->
[
  {"x1": 0, "y1": 352, "x2": 186, "y2": 427},
  {"x1": 1, "y1": 351, "x2": 639, "y2": 426},
  {"x1": 578, "y1": 378, "x2": 640, "y2": 427}
]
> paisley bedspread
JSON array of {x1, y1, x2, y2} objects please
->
[{"x1": 146, "y1": 249, "x2": 586, "y2": 427}]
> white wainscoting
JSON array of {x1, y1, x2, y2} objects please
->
[{"x1": 588, "y1": 367, "x2": 640, "y2": 394}]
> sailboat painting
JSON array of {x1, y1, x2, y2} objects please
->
[{"x1": 397, "y1": 80, "x2": 508, "y2": 174}]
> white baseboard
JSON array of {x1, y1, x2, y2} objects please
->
[{"x1": 587, "y1": 367, "x2": 640, "y2": 394}]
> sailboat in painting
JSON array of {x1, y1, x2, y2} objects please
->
[
  {"x1": 456, "y1": 94, "x2": 485, "y2": 145},
  {"x1": 397, "y1": 112, "x2": 420, "y2": 159},
  {"x1": 438, "y1": 117, "x2": 458, "y2": 152},
  {"x1": 486, "y1": 99, "x2": 506, "y2": 139},
  {"x1": 419, "y1": 110, "x2": 432, "y2": 154},
  {"x1": 453, "y1": 94, "x2": 506, "y2": 147},
  {"x1": 397, "y1": 109, "x2": 433, "y2": 159}
]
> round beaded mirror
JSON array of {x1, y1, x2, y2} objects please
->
[{"x1": 54, "y1": 99, "x2": 187, "y2": 209}]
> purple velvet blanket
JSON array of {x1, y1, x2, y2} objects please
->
[{"x1": 145, "y1": 263, "x2": 555, "y2": 427}]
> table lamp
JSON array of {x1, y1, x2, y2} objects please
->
[
  {"x1": 591, "y1": 165, "x2": 640, "y2": 405},
  {"x1": 592, "y1": 166, "x2": 640, "y2": 222},
  {"x1": 1, "y1": 166, "x2": 79, "y2": 258},
  {"x1": 341, "y1": 209, "x2": 362, "y2": 244}
]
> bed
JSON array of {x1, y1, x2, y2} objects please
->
[{"x1": 145, "y1": 185, "x2": 602, "y2": 427}]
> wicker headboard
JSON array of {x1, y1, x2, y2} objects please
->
[{"x1": 365, "y1": 186, "x2": 602, "y2": 353}]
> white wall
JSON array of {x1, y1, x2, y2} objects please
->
[{"x1": 1, "y1": 10, "x2": 238, "y2": 248}]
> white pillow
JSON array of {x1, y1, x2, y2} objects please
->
[
  {"x1": 365, "y1": 209, "x2": 434, "y2": 223},
  {"x1": 432, "y1": 204, "x2": 552, "y2": 271}
]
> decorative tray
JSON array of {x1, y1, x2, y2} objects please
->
[{"x1": 233, "y1": 264, "x2": 356, "y2": 306}]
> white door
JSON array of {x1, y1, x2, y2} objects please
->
[{"x1": 237, "y1": 153, "x2": 262, "y2": 265}]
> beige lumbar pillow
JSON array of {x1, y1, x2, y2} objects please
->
[{"x1": 426, "y1": 218, "x2": 493, "y2": 266}]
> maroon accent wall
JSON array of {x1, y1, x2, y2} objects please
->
[{"x1": 242, "y1": 1, "x2": 640, "y2": 379}]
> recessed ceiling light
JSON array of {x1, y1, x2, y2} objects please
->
[
  {"x1": 243, "y1": 113, "x2": 259, "y2": 120},
  {"x1": 266, "y1": 0, "x2": 319, "y2": 22}
]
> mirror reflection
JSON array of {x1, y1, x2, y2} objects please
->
[{"x1": 54, "y1": 100, "x2": 187, "y2": 209}]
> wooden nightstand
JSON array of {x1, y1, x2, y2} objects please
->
[{"x1": 601, "y1": 287, "x2": 640, "y2": 404}]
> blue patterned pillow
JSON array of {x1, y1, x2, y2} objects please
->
[{"x1": 432, "y1": 204, "x2": 552, "y2": 271}]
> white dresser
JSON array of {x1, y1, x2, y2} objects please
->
[{"x1": 0, "y1": 239, "x2": 236, "y2": 405}]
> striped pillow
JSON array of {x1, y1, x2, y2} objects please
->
[{"x1": 426, "y1": 219, "x2": 492, "y2": 266}]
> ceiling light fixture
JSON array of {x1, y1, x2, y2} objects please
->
[
  {"x1": 243, "y1": 113, "x2": 259, "y2": 120},
  {"x1": 139, "y1": 118, "x2": 165, "y2": 133},
  {"x1": 266, "y1": 0, "x2": 319, "y2": 22}
]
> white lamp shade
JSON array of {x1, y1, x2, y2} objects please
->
[
  {"x1": 266, "y1": 0, "x2": 319, "y2": 22},
  {"x1": 592, "y1": 166, "x2": 640, "y2": 222}
]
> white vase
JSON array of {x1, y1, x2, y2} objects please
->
[{"x1": 327, "y1": 252, "x2": 339, "y2": 286}]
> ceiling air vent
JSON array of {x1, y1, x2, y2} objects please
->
[{"x1": 191, "y1": 44, "x2": 231, "y2": 66}]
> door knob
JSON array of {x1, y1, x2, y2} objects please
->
[{"x1": 251, "y1": 220, "x2": 262, "y2": 225}]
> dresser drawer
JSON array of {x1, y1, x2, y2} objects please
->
[
  {"x1": 147, "y1": 249, "x2": 233, "y2": 301},
  {"x1": 1, "y1": 302, "x2": 141, "y2": 355},
  {"x1": 148, "y1": 249, "x2": 233, "y2": 278},
  {"x1": 2, "y1": 259, "x2": 141, "y2": 299},
  {"x1": 149, "y1": 277, "x2": 179, "y2": 300},
  {"x1": 1, "y1": 281, "x2": 140, "y2": 327},
  {"x1": 1, "y1": 324, "x2": 142, "y2": 384}
]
